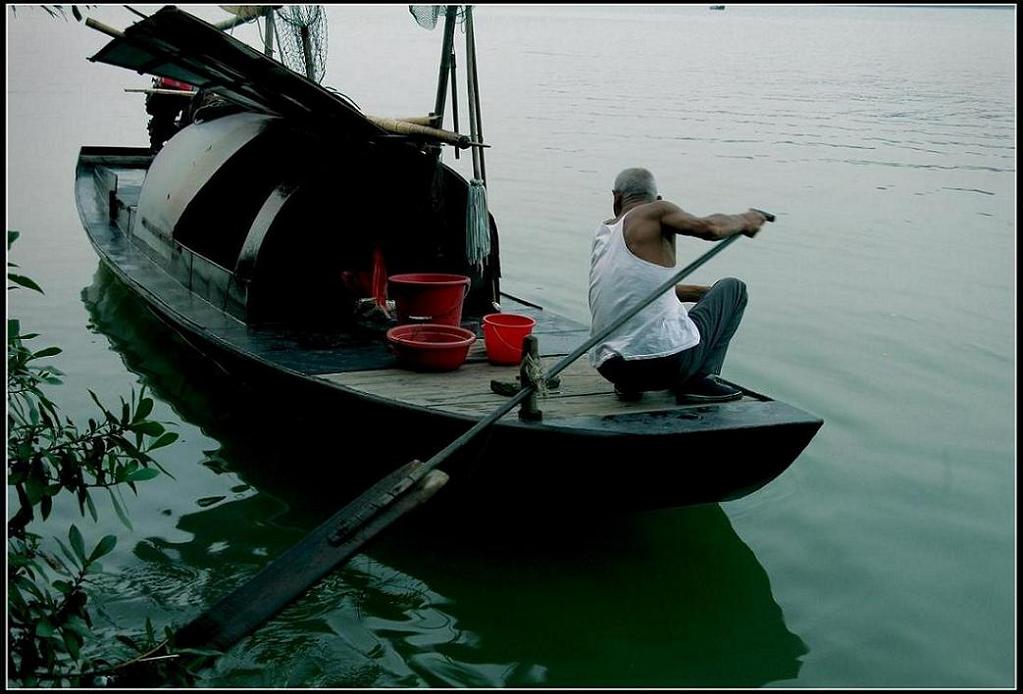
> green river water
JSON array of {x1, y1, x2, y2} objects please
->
[{"x1": 7, "y1": 5, "x2": 1015, "y2": 687}]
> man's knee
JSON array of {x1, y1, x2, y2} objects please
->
[{"x1": 715, "y1": 277, "x2": 748, "y2": 307}]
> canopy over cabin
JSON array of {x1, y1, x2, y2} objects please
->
[{"x1": 87, "y1": 5, "x2": 500, "y2": 325}]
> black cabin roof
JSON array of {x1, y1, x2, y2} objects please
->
[{"x1": 89, "y1": 6, "x2": 385, "y2": 141}]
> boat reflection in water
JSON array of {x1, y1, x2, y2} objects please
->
[{"x1": 82, "y1": 265, "x2": 808, "y2": 687}]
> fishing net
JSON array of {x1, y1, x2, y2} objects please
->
[
  {"x1": 408, "y1": 5, "x2": 443, "y2": 30},
  {"x1": 409, "y1": 6, "x2": 469, "y2": 31},
  {"x1": 275, "y1": 5, "x2": 328, "y2": 83}
]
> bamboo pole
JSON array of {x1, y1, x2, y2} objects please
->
[
  {"x1": 463, "y1": 8, "x2": 482, "y2": 179},
  {"x1": 464, "y1": 5, "x2": 487, "y2": 184},
  {"x1": 85, "y1": 17, "x2": 125, "y2": 40},
  {"x1": 364, "y1": 115, "x2": 488, "y2": 149},
  {"x1": 214, "y1": 13, "x2": 256, "y2": 31},
  {"x1": 391, "y1": 116, "x2": 438, "y2": 127}
]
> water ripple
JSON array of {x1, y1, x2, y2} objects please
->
[{"x1": 941, "y1": 186, "x2": 996, "y2": 196}]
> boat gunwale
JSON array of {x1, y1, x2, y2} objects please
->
[{"x1": 75, "y1": 150, "x2": 824, "y2": 443}]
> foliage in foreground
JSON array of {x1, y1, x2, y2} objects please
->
[{"x1": 7, "y1": 231, "x2": 210, "y2": 686}]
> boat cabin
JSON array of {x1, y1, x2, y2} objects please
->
[{"x1": 90, "y1": 6, "x2": 499, "y2": 328}]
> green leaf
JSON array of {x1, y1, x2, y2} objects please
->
[
  {"x1": 36, "y1": 620, "x2": 56, "y2": 639},
  {"x1": 150, "y1": 458, "x2": 175, "y2": 480},
  {"x1": 127, "y1": 468, "x2": 160, "y2": 482},
  {"x1": 51, "y1": 542, "x2": 79, "y2": 573},
  {"x1": 90, "y1": 535, "x2": 117, "y2": 562},
  {"x1": 132, "y1": 420, "x2": 165, "y2": 437},
  {"x1": 133, "y1": 397, "x2": 154, "y2": 423},
  {"x1": 63, "y1": 630, "x2": 82, "y2": 660},
  {"x1": 108, "y1": 488, "x2": 134, "y2": 531},
  {"x1": 175, "y1": 647, "x2": 224, "y2": 657},
  {"x1": 64, "y1": 615, "x2": 92, "y2": 639},
  {"x1": 148, "y1": 432, "x2": 179, "y2": 450},
  {"x1": 20, "y1": 577, "x2": 47, "y2": 601},
  {"x1": 85, "y1": 492, "x2": 98, "y2": 522},
  {"x1": 8, "y1": 230, "x2": 20, "y2": 248},
  {"x1": 25, "y1": 477, "x2": 46, "y2": 505},
  {"x1": 7, "y1": 318, "x2": 19, "y2": 336},
  {"x1": 69, "y1": 525, "x2": 86, "y2": 563},
  {"x1": 111, "y1": 434, "x2": 142, "y2": 458},
  {"x1": 88, "y1": 389, "x2": 106, "y2": 413},
  {"x1": 8, "y1": 273, "x2": 44, "y2": 293},
  {"x1": 30, "y1": 346, "x2": 62, "y2": 359}
]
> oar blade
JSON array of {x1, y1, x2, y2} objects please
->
[{"x1": 175, "y1": 463, "x2": 446, "y2": 652}]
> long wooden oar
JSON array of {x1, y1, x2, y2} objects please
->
[
  {"x1": 175, "y1": 462, "x2": 449, "y2": 651},
  {"x1": 172, "y1": 210, "x2": 773, "y2": 655}
]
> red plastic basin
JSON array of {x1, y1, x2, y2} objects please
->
[{"x1": 387, "y1": 323, "x2": 477, "y2": 371}]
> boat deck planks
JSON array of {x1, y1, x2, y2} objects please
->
[{"x1": 316, "y1": 349, "x2": 759, "y2": 421}]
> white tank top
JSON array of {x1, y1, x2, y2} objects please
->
[{"x1": 588, "y1": 210, "x2": 700, "y2": 368}]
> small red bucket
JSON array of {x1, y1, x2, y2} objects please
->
[
  {"x1": 387, "y1": 323, "x2": 476, "y2": 371},
  {"x1": 482, "y1": 313, "x2": 537, "y2": 365},
  {"x1": 388, "y1": 273, "x2": 470, "y2": 326}
]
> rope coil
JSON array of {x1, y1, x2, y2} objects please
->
[{"x1": 521, "y1": 351, "x2": 548, "y2": 399}]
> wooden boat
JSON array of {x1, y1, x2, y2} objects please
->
[{"x1": 75, "y1": 7, "x2": 822, "y2": 511}]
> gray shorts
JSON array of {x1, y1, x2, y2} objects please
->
[{"x1": 597, "y1": 277, "x2": 748, "y2": 392}]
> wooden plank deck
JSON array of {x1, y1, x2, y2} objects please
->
[
  {"x1": 84, "y1": 157, "x2": 761, "y2": 426},
  {"x1": 315, "y1": 341, "x2": 755, "y2": 421}
]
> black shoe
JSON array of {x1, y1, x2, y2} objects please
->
[
  {"x1": 614, "y1": 385, "x2": 643, "y2": 402},
  {"x1": 675, "y1": 375, "x2": 742, "y2": 404}
]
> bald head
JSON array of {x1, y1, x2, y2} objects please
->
[{"x1": 613, "y1": 168, "x2": 658, "y2": 202}]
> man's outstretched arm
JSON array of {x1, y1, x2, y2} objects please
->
[{"x1": 656, "y1": 201, "x2": 766, "y2": 240}]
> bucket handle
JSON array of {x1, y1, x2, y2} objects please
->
[
  {"x1": 406, "y1": 281, "x2": 470, "y2": 323},
  {"x1": 486, "y1": 318, "x2": 535, "y2": 356}
]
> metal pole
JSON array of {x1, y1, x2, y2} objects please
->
[
  {"x1": 300, "y1": 25, "x2": 315, "y2": 80},
  {"x1": 450, "y1": 44, "x2": 460, "y2": 159},
  {"x1": 432, "y1": 6, "x2": 459, "y2": 127},
  {"x1": 263, "y1": 9, "x2": 275, "y2": 58}
]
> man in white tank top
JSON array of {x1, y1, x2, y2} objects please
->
[{"x1": 588, "y1": 168, "x2": 768, "y2": 403}]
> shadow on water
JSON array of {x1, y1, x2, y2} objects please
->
[{"x1": 82, "y1": 264, "x2": 808, "y2": 687}]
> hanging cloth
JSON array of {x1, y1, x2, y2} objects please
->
[{"x1": 465, "y1": 179, "x2": 490, "y2": 273}]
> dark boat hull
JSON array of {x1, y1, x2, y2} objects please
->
[{"x1": 76, "y1": 148, "x2": 823, "y2": 511}]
